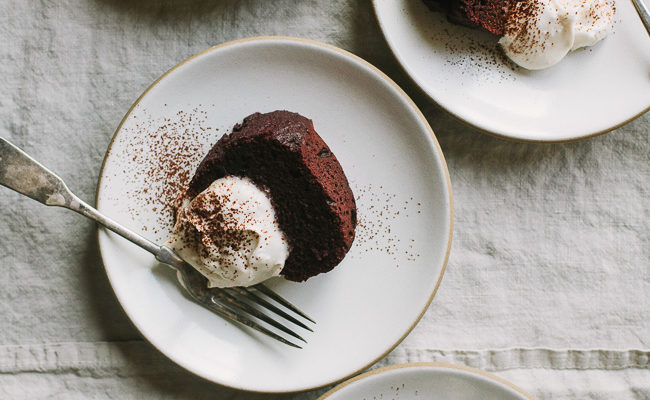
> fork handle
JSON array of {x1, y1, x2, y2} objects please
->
[
  {"x1": 73, "y1": 196, "x2": 188, "y2": 268},
  {"x1": 67, "y1": 193, "x2": 161, "y2": 256},
  {"x1": 632, "y1": 0, "x2": 650, "y2": 36},
  {"x1": 66, "y1": 197, "x2": 190, "y2": 269},
  {"x1": 0, "y1": 136, "x2": 163, "y2": 260}
]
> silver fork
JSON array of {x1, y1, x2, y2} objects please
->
[
  {"x1": 0, "y1": 137, "x2": 314, "y2": 348},
  {"x1": 632, "y1": 0, "x2": 650, "y2": 36}
]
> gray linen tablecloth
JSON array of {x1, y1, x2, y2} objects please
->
[{"x1": 0, "y1": 1, "x2": 648, "y2": 398}]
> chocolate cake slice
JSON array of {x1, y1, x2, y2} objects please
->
[
  {"x1": 184, "y1": 110, "x2": 356, "y2": 282},
  {"x1": 423, "y1": 0, "x2": 506, "y2": 35}
]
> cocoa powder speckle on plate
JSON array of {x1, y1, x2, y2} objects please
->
[
  {"x1": 111, "y1": 105, "x2": 219, "y2": 237},
  {"x1": 351, "y1": 184, "x2": 423, "y2": 268}
]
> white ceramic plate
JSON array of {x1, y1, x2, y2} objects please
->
[
  {"x1": 96, "y1": 37, "x2": 452, "y2": 393},
  {"x1": 319, "y1": 363, "x2": 536, "y2": 400},
  {"x1": 373, "y1": 0, "x2": 650, "y2": 142}
]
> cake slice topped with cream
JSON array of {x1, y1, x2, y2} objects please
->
[
  {"x1": 169, "y1": 110, "x2": 357, "y2": 288},
  {"x1": 423, "y1": 0, "x2": 615, "y2": 69}
]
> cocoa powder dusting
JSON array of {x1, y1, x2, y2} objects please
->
[
  {"x1": 112, "y1": 105, "x2": 218, "y2": 237},
  {"x1": 174, "y1": 185, "x2": 262, "y2": 269},
  {"x1": 502, "y1": 0, "x2": 615, "y2": 60},
  {"x1": 351, "y1": 184, "x2": 423, "y2": 268},
  {"x1": 433, "y1": 25, "x2": 522, "y2": 82}
]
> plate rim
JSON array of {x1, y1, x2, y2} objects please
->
[
  {"x1": 317, "y1": 362, "x2": 537, "y2": 400},
  {"x1": 94, "y1": 35, "x2": 454, "y2": 393},
  {"x1": 371, "y1": 0, "x2": 650, "y2": 143}
]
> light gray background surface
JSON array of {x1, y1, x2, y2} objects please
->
[{"x1": 0, "y1": 1, "x2": 648, "y2": 398}]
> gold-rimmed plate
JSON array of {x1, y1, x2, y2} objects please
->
[
  {"x1": 96, "y1": 37, "x2": 453, "y2": 392},
  {"x1": 320, "y1": 362, "x2": 536, "y2": 399}
]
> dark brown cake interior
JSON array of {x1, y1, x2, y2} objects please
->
[
  {"x1": 423, "y1": 0, "x2": 506, "y2": 35},
  {"x1": 185, "y1": 110, "x2": 356, "y2": 282}
]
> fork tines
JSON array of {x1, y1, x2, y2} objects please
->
[{"x1": 211, "y1": 284, "x2": 315, "y2": 348}]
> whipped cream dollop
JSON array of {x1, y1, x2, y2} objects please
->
[
  {"x1": 168, "y1": 176, "x2": 289, "y2": 288},
  {"x1": 499, "y1": 0, "x2": 615, "y2": 70}
]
